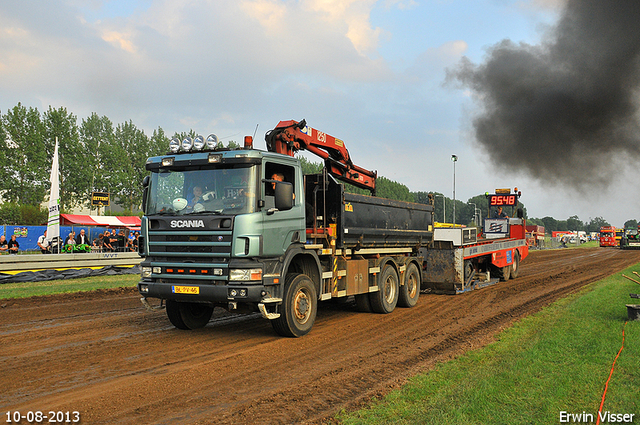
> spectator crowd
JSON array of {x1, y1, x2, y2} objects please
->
[{"x1": 27, "y1": 228, "x2": 140, "y2": 254}]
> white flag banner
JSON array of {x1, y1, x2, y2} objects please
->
[{"x1": 47, "y1": 137, "x2": 60, "y2": 247}]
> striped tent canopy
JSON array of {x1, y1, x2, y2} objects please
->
[{"x1": 60, "y1": 214, "x2": 141, "y2": 230}]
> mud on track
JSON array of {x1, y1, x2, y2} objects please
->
[{"x1": 1, "y1": 248, "x2": 639, "y2": 425}]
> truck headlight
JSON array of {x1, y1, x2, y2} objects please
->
[
  {"x1": 229, "y1": 268, "x2": 262, "y2": 281},
  {"x1": 142, "y1": 267, "x2": 152, "y2": 278}
]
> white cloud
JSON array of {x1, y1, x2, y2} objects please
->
[
  {"x1": 101, "y1": 30, "x2": 137, "y2": 53},
  {"x1": 0, "y1": 0, "x2": 636, "y2": 226}
]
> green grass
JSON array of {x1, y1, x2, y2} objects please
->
[
  {"x1": 338, "y1": 264, "x2": 640, "y2": 425},
  {"x1": 0, "y1": 274, "x2": 139, "y2": 300},
  {"x1": 577, "y1": 240, "x2": 599, "y2": 248}
]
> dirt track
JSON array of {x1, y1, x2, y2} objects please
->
[{"x1": 2, "y1": 247, "x2": 639, "y2": 425}]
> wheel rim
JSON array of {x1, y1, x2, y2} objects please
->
[
  {"x1": 384, "y1": 274, "x2": 397, "y2": 303},
  {"x1": 407, "y1": 272, "x2": 417, "y2": 298},
  {"x1": 293, "y1": 289, "x2": 312, "y2": 324}
]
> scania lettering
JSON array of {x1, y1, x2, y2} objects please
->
[
  {"x1": 138, "y1": 120, "x2": 528, "y2": 337},
  {"x1": 170, "y1": 220, "x2": 205, "y2": 228}
]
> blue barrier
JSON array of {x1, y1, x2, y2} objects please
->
[{"x1": 2, "y1": 225, "x2": 136, "y2": 253}]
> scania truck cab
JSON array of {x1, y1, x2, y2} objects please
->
[{"x1": 138, "y1": 139, "x2": 312, "y2": 335}]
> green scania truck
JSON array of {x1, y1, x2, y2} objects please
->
[{"x1": 138, "y1": 120, "x2": 433, "y2": 337}]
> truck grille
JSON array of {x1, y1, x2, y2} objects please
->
[{"x1": 147, "y1": 229, "x2": 232, "y2": 281}]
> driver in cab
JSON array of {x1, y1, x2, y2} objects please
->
[{"x1": 493, "y1": 206, "x2": 508, "y2": 218}]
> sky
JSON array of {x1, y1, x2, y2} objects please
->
[{"x1": 1, "y1": 0, "x2": 639, "y2": 227}]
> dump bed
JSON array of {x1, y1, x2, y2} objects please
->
[{"x1": 304, "y1": 173, "x2": 434, "y2": 250}]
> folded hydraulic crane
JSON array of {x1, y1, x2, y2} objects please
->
[{"x1": 265, "y1": 119, "x2": 377, "y2": 195}]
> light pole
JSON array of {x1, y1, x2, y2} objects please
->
[
  {"x1": 451, "y1": 155, "x2": 457, "y2": 225},
  {"x1": 435, "y1": 194, "x2": 446, "y2": 223},
  {"x1": 469, "y1": 202, "x2": 477, "y2": 226}
]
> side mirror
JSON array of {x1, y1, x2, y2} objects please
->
[
  {"x1": 274, "y1": 181, "x2": 293, "y2": 212},
  {"x1": 141, "y1": 176, "x2": 150, "y2": 212}
]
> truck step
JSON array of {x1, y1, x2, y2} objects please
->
[
  {"x1": 258, "y1": 302, "x2": 281, "y2": 320},
  {"x1": 260, "y1": 297, "x2": 282, "y2": 303}
]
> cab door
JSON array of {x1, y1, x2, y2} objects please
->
[{"x1": 260, "y1": 162, "x2": 305, "y2": 256}]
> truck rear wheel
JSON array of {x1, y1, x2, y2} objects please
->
[
  {"x1": 398, "y1": 263, "x2": 420, "y2": 308},
  {"x1": 272, "y1": 273, "x2": 317, "y2": 337},
  {"x1": 369, "y1": 264, "x2": 398, "y2": 314},
  {"x1": 167, "y1": 301, "x2": 214, "y2": 330}
]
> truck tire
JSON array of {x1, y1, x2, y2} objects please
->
[
  {"x1": 501, "y1": 264, "x2": 511, "y2": 281},
  {"x1": 369, "y1": 264, "x2": 399, "y2": 314},
  {"x1": 175, "y1": 301, "x2": 214, "y2": 330},
  {"x1": 272, "y1": 273, "x2": 317, "y2": 337},
  {"x1": 463, "y1": 260, "x2": 475, "y2": 287},
  {"x1": 166, "y1": 300, "x2": 189, "y2": 330},
  {"x1": 510, "y1": 252, "x2": 520, "y2": 279},
  {"x1": 398, "y1": 263, "x2": 420, "y2": 308}
]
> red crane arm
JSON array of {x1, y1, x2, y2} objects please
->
[{"x1": 265, "y1": 119, "x2": 377, "y2": 194}]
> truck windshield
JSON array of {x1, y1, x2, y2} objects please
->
[{"x1": 146, "y1": 165, "x2": 257, "y2": 215}]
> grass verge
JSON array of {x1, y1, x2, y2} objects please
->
[
  {"x1": 337, "y1": 264, "x2": 640, "y2": 424},
  {"x1": 0, "y1": 274, "x2": 139, "y2": 300}
]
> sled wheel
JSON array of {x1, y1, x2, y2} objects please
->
[
  {"x1": 510, "y1": 252, "x2": 520, "y2": 279},
  {"x1": 501, "y1": 264, "x2": 511, "y2": 281}
]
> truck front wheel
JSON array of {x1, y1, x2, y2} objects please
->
[
  {"x1": 272, "y1": 273, "x2": 317, "y2": 337},
  {"x1": 166, "y1": 300, "x2": 189, "y2": 330},
  {"x1": 398, "y1": 263, "x2": 420, "y2": 308},
  {"x1": 166, "y1": 300, "x2": 214, "y2": 330},
  {"x1": 369, "y1": 264, "x2": 399, "y2": 314}
]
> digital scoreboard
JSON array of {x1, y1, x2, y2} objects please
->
[{"x1": 488, "y1": 194, "x2": 518, "y2": 206}]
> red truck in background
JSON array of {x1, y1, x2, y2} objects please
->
[
  {"x1": 525, "y1": 225, "x2": 545, "y2": 248},
  {"x1": 600, "y1": 226, "x2": 617, "y2": 247}
]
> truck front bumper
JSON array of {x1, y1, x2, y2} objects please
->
[{"x1": 138, "y1": 280, "x2": 274, "y2": 304}]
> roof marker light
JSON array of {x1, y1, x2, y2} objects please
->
[
  {"x1": 206, "y1": 134, "x2": 219, "y2": 149},
  {"x1": 194, "y1": 135, "x2": 205, "y2": 150},
  {"x1": 169, "y1": 138, "x2": 180, "y2": 153},
  {"x1": 182, "y1": 137, "x2": 193, "y2": 151}
]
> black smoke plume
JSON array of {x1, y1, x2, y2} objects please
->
[{"x1": 450, "y1": 0, "x2": 640, "y2": 189}]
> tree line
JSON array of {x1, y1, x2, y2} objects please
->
[
  {"x1": 1, "y1": 102, "x2": 636, "y2": 231},
  {"x1": 0, "y1": 103, "x2": 169, "y2": 224}
]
